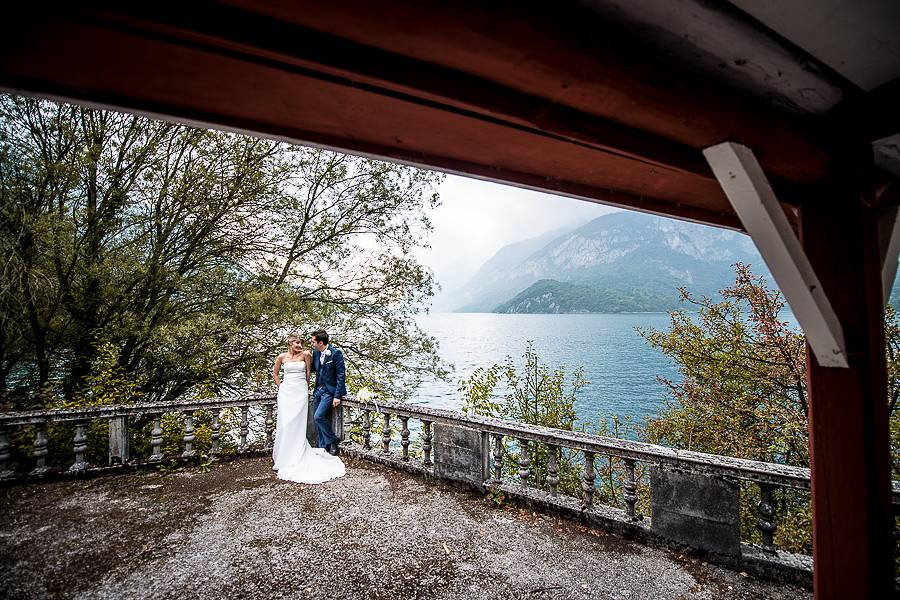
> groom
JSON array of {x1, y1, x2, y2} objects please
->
[{"x1": 310, "y1": 330, "x2": 345, "y2": 456}]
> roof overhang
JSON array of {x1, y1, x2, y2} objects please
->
[{"x1": 1, "y1": 1, "x2": 898, "y2": 230}]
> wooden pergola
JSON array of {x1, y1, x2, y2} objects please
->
[{"x1": 3, "y1": 1, "x2": 899, "y2": 597}]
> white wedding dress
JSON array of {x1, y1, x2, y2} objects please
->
[{"x1": 272, "y1": 361, "x2": 345, "y2": 483}]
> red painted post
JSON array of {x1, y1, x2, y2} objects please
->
[{"x1": 801, "y1": 159, "x2": 894, "y2": 599}]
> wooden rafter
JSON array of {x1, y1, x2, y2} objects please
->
[{"x1": 703, "y1": 142, "x2": 848, "y2": 368}]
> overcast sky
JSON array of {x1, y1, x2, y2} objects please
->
[{"x1": 418, "y1": 174, "x2": 618, "y2": 293}]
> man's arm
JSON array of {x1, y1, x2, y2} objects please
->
[{"x1": 333, "y1": 348, "x2": 347, "y2": 402}]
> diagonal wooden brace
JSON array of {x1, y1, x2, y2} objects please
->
[
  {"x1": 877, "y1": 203, "x2": 900, "y2": 307},
  {"x1": 703, "y1": 142, "x2": 848, "y2": 368}
]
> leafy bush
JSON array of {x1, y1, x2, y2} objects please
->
[
  {"x1": 639, "y1": 263, "x2": 899, "y2": 553},
  {"x1": 460, "y1": 343, "x2": 587, "y2": 496}
]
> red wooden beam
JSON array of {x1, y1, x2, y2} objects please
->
[
  {"x1": 0, "y1": 1, "x2": 836, "y2": 228},
  {"x1": 801, "y1": 150, "x2": 894, "y2": 598},
  {"x1": 239, "y1": 0, "x2": 834, "y2": 182}
]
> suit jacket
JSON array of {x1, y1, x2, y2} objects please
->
[{"x1": 312, "y1": 345, "x2": 347, "y2": 398}]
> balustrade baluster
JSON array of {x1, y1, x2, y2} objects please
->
[
  {"x1": 623, "y1": 458, "x2": 639, "y2": 520},
  {"x1": 492, "y1": 434, "x2": 503, "y2": 483},
  {"x1": 757, "y1": 483, "x2": 777, "y2": 554},
  {"x1": 362, "y1": 410, "x2": 372, "y2": 449},
  {"x1": 381, "y1": 413, "x2": 391, "y2": 454},
  {"x1": 182, "y1": 411, "x2": 196, "y2": 458},
  {"x1": 581, "y1": 451, "x2": 596, "y2": 509},
  {"x1": 400, "y1": 416, "x2": 410, "y2": 461},
  {"x1": 264, "y1": 404, "x2": 275, "y2": 451},
  {"x1": 210, "y1": 409, "x2": 221, "y2": 459},
  {"x1": 546, "y1": 445, "x2": 559, "y2": 497},
  {"x1": 517, "y1": 438, "x2": 530, "y2": 488},
  {"x1": 149, "y1": 415, "x2": 164, "y2": 462},
  {"x1": 0, "y1": 426, "x2": 13, "y2": 481},
  {"x1": 239, "y1": 406, "x2": 250, "y2": 452},
  {"x1": 30, "y1": 421, "x2": 49, "y2": 477},
  {"x1": 422, "y1": 420, "x2": 433, "y2": 467},
  {"x1": 69, "y1": 420, "x2": 88, "y2": 472}
]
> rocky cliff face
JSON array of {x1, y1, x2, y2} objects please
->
[{"x1": 455, "y1": 211, "x2": 770, "y2": 313}]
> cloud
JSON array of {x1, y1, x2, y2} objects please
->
[{"x1": 419, "y1": 175, "x2": 617, "y2": 285}]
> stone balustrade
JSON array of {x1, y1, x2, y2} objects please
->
[
  {"x1": 0, "y1": 395, "x2": 277, "y2": 479},
  {"x1": 336, "y1": 396, "x2": 900, "y2": 581},
  {"x1": 2, "y1": 393, "x2": 898, "y2": 582}
]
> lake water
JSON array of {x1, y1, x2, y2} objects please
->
[{"x1": 412, "y1": 313, "x2": 681, "y2": 429}]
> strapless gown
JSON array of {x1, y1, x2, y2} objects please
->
[{"x1": 272, "y1": 361, "x2": 345, "y2": 483}]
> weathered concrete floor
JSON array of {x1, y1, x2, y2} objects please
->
[{"x1": 0, "y1": 457, "x2": 809, "y2": 600}]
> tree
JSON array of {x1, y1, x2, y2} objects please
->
[
  {"x1": 638, "y1": 263, "x2": 812, "y2": 465},
  {"x1": 638, "y1": 262, "x2": 900, "y2": 470},
  {"x1": 639, "y1": 263, "x2": 900, "y2": 553},
  {"x1": 461, "y1": 343, "x2": 588, "y2": 496},
  {"x1": 0, "y1": 95, "x2": 445, "y2": 409}
]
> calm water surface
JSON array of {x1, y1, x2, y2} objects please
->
[{"x1": 412, "y1": 313, "x2": 681, "y2": 428}]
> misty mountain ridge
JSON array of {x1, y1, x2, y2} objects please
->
[
  {"x1": 451, "y1": 211, "x2": 773, "y2": 313},
  {"x1": 433, "y1": 223, "x2": 582, "y2": 312}
]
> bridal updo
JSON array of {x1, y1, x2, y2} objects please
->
[{"x1": 286, "y1": 333, "x2": 304, "y2": 355}]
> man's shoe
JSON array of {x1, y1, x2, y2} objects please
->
[{"x1": 327, "y1": 442, "x2": 340, "y2": 456}]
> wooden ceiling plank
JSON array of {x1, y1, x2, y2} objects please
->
[
  {"x1": 1, "y1": 1, "x2": 837, "y2": 228},
  {"x1": 232, "y1": 0, "x2": 834, "y2": 182},
  {"x1": 0, "y1": 16, "x2": 741, "y2": 229}
]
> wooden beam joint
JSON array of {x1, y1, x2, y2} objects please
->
[{"x1": 703, "y1": 142, "x2": 848, "y2": 368}]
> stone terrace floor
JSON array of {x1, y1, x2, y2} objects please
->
[{"x1": 0, "y1": 457, "x2": 810, "y2": 600}]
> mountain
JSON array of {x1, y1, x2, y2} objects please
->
[
  {"x1": 441, "y1": 225, "x2": 581, "y2": 312},
  {"x1": 461, "y1": 211, "x2": 772, "y2": 313},
  {"x1": 495, "y1": 279, "x2": 677, "y2": 313}
]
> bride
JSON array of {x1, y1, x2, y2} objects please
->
[{"x1": 271, "y1": 334, "x2": 345, "y2": 483}]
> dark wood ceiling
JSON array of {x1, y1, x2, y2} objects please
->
[{"x1": 2, "y1": 1, "x2": 897, "y2": 229}]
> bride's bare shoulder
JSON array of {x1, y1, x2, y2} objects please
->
[{"x1": 301, "y1": 350, "x2": 313, "y2": 359}]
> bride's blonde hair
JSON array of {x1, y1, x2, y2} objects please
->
[{"x1": 286, "y1": 333, "x2": 303, "y2": 354}]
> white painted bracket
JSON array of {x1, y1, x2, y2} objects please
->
[
  {"x1": 703, "y1": 142, "x2": 848, "y2": 368},
  {"x1": 878, "y1": 205, "x2": 900, "y2": 307}
]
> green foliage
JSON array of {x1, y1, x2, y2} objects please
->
[
  {"x1": 885, "y1": 304, "x2": 900, "y2": 475},
  {"x1": 639, "y1": 263, "x2": 900, "y2": 553},
  {"x1": 461, "y1": 342, "x2": 588, "y2": 496},
  {"x1": 156, "y1": 460, "x2": 183, "y2": 476},
  {"x1": 638, "y1": 263, "x2": 810, "y2": 466},
  {"x1": 0, "y1": 95, "x2": 447, "y2": 411},
  {"x1": 7, "y1": 341, "x2": 145, "y2": 470},
  {"x1": 459, "y1": 345, "x2": 650, "y2": 515},
  {"x1": 487, "y1": 487, "x2": 506, "y2": 507},
  {"x1": 494, "y1": 278, "x2": 686, "y2": 314},
  {"x1": 196, "y1": 454, "x2": 215, "y2": 473},
  {"x1": 458, "y1": 363, "x2": 503, "y2": 417},
  {"x1": 64, "y1": 342, "x2": 145, "y2": 409}
]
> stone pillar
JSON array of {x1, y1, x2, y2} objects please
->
[
  {"x1": 108, "y1": 416, "x2": 129, "y2": 466},
  {"x1": 432, "y1": 423, "x2": 490, "y2": 489},
  {"x1": 650, "y1": 466, "x2": 741, "y2": 557},
  {"x1": 332, "y1": 402, "x2": 344, "y2": 442}
]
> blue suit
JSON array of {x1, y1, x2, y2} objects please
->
[{"x1": 311, "y1": 345, "x2": 346, "y2": 448}]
